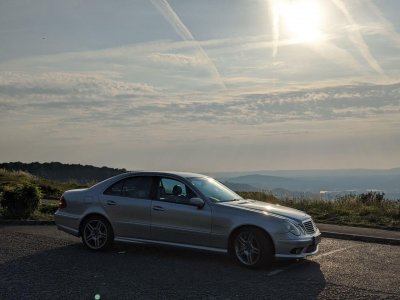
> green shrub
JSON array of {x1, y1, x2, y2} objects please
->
[
  {"x1": 0, "y1": 183, "x2": 42, "y2": 219},
  {"x1": 39, "y1": 203, "x2": 59, "y2": 214}
]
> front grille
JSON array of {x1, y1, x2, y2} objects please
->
[{"x1": 303, "y1": 219, "x2": 316, "y2": 234}]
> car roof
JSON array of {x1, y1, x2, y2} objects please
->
[
  {"x1": 89, "y1": 171, "x2": 210, "y2": 192},
  {"x1": 123, "y1": 171, "x2": 208, "y2": 179}
]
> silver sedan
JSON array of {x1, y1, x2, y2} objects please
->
[{"x1": 55, "y1": 171, "x2": 321, "y2": 268}]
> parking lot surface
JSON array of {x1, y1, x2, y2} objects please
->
[{"x1": 0, "y1": 225, "x2": 399, "y2": 299}]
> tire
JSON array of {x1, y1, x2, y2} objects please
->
[
  {"x1": 232, "y1": 227, "x2": 274, "y2": 269},
  {"x1": 81, "y1": 216, "x2": 114, "y2": 251}
]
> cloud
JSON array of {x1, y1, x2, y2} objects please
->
[
  {"x1": 363, "y1": 0, "x2": 400, "y2": 45},
  {"x1": 149, "y1": 0, "x2": 226, "y2": 89},
  {"x1": 2, "y1": 69, "x2": 398, "y2": 130},
  {"x1": 0, "y1": 71, "x2": 161, "y2": 117},
  {"x1": 330, "y1": 0, "x2": 387, "y2": 77},
  {"x1": 149, "y1": 53, "x2": 207, "y2": 66}
]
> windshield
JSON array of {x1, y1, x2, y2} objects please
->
[{"x1": 187, "y1": 177, "x2": 243, "y2": 203}]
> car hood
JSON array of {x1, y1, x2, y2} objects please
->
[{"x1": 219, "y1": 199, "x2": 310, "y2": 222}]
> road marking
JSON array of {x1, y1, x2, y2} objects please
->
[{"x1": 312, "y1": 245, "x2": 358, "y2": 259}]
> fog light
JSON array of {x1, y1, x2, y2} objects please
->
[{"x1": 290, "y1": 247, "x2": 303, "y2": 254}]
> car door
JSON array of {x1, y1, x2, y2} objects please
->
[
  {"x1": 151, "y1": 176, "x2": 212, "y2": 247},
  {"x1": 99, "y1": 176, "x2": 154, "y2": 239}
]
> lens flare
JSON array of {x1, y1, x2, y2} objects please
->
[{"x1": 279, "y1": 0, "x2": 323, "y2": 43}]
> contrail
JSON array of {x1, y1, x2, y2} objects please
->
[
  {"x1": 268, "y1": 0, "x2": 280, "y2": 58},
  {"x1": 150, "y1": 0, "x2": 226, "y2": 89},
  {"x1": 364, "y1": 0, "x2": 400, "y2": 45},
  {"x1": 331, "y1": 0, "x2": 386, "y2": 77}
]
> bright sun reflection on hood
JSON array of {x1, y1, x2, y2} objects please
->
[{"x1": 279, "y1": 0, "x2": 323, "y2": 43}]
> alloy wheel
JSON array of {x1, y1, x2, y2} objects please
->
[
  {"x1": 234, "y1": 231, "x2": 261, "y2": 266},
  {"x1": 83, "y1": 219, "x2": 108, "y2": 250}
]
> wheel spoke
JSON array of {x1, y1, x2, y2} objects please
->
[
  {"x1": 86, "y1": 232, "x2": 95, "y2": 240},
  {"x1": 87, "y1": 223, "x2": 95, "y2": 231},
  {"x1": 236, "y1": 247, "x2": 246, "y2": 255},
  {"x1": 94, "y1": 237, "x2": 99, "y2": 247},
  {"x1": 251, "y1": 247, "x2": 260, "y2": 255},
  {"x1": 238, "y1": 235, "x2": 247, "y2": 246},
  {"x1": 95, "y1": 222, "x2": 102, "y2": 230},
  {"x1": 247, "y1": 233, "x2": 254, "y2": 242},
  {"x1": 246, "y1": 251, "x2": 253, "y2": 264},
  {"x1": 98, "y1": 232, "x2": 107, "y2": 238}
]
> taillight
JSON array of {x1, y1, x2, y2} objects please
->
[{"x1": 59, "y1": 195, "x2": 67, "y2": 209}]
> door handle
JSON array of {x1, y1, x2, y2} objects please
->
[
  {"x1": 152, "y1": 205, "x2": 165, "y2": 211},
  {"x1": 106, "y1": 200, "x2": 117, "y2": 206}
]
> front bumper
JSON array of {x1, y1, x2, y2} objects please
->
[{"x1": 274, "y1": 232, "x2": 322, "y2": 259}]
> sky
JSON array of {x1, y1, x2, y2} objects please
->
[{"x1": 1, "y1": 0, "x2": 400, "y2": 172}]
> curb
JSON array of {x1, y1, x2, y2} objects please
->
[{"x1": 320, "y1": 231, "x2": 400, "y2": 246}]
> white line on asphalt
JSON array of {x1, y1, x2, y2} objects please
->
[{"x1": 312, "y1": 245, "x2": 359, "y2": 259}]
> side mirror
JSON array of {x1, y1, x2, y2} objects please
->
[{"x1": 189, "y1": 197, "x2": 205, "y2": 209}]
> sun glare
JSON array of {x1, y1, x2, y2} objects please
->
[{"x1": 279, "y1": 0, "x2": 323, "y2": 43}]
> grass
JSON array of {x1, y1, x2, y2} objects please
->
[
  {"x1": 237, "y1": 191, "x2": 400, "y2": 230},
  {"x1": 30, "y1": 204, "x2": 58, "y2": 221},
  {"x1": 0, "y1": 168, "x2": 89, "y2": 199}
]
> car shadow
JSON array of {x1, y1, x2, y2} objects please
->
[{"x1": 0, "y1": 242, "x2": 326, "y2": 299}]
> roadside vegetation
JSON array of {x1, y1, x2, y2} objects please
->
[
  {"x1": 0, "y1": 169, "x2": 89, "y2": 220},
  {"x1": 237, "y1": 191, "x2": 400, "y2": 230},
  {"x1": 1, "y1": 169, "x2": 399, "y2": 230}
]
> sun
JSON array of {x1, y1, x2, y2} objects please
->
[{"x1": 278, "y1": 0, "x2": 323, "y2": 43}]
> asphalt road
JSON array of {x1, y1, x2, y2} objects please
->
[{"x1": 0, "y1": 226, "x2": 399, "y2": 300}]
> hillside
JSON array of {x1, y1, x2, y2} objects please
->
[
  {"x1": 0, "y1": 162, "x2": 126, "y2": 183},
  {"x1": 217, "y1": 170, "x2": 400, "y2": 199},
  {"x1": 0, "y1": 169, "x2": 88, "y2": 199}
]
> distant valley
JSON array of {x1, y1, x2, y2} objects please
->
[
  {"x1": 1, "y1": 162, "x2": 399, "y2": 199},
  {"x1": 211, "y1": 169, "x2": 400, "y2": 200}
]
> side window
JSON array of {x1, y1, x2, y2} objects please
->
[
  {"x1": 104, "y1": 176, "x2": 153, "y2": 199},
  {"x1": 122, "y1": 177, "x2": 152, "y2": 199},
  {"x1": 158, "y1": 177, "x2": 196, "y2": 205},
  {"x1": 104, "y1": 179, "x2": 124, "y2": 196}
]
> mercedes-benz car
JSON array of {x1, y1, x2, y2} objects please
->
[{"x1": 55, "y1": 171, "x2": 321, "y2": 268}]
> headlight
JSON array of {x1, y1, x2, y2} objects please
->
[{"x1": 284, "y1": 220, "x2": 305, "y2": 236}]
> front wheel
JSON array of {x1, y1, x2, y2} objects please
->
[
  {"x1": 81, "y1": 216, "x2": 113, "y2": 251},
  {"x1": 233, "y1": 227, "x2": 274, "y2": 268}
]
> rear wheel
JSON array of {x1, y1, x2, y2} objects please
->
[
  {"x1": 81, "y1": 216, "x2": 113, "y2": 251},
  {"x1": 233, "y1": 227, "x2": 274, "y2": 268}
]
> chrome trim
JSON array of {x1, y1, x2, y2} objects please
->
[
  {"x1": 114, "y1": 236, "x2": 227, "y2": 253},
  {"x1": 55, "y1": 211, "x2": 80, "y2": 220},
  {"x1": 302, "y1": 219, "x2": 316, "y2": 235}
]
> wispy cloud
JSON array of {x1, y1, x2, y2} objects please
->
[
  {"x1": 149, "y1": 0, "x2": 226, "y2": 90},
  {"x1": 149, "y1": 53, "x2": 207, "y2": 66},
  {"x1": 330, "y1": 0, "x2": 387, "y2": 77},
  {"x1": 363, "y1": 0, "x2": 400, "y2": 45}
]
